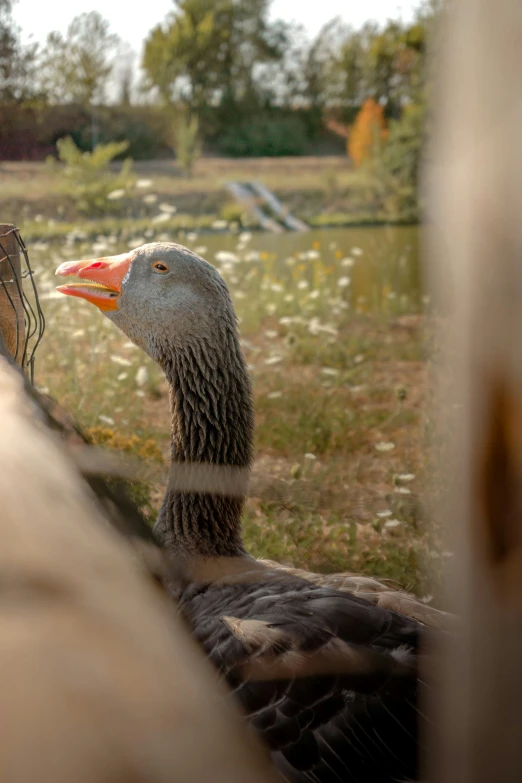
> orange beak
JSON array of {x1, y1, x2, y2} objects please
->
[{"x1": 55, "y1": 253, "x2": 132, "y2": 312}]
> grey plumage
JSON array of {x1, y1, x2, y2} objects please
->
[{"x1": 56, "y1": 242, "x2": 439, "y2": 782}]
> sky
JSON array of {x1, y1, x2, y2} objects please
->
[{"x1": 13, "y1": 0, "x2": 420, "y2": 54}]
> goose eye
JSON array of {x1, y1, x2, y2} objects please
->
[{"x1": 153, "y1": 262, "x2": 169, "y2": 273}]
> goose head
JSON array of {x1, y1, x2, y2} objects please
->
[{"x1": 56, "y1": 242, "x2": 237, "y2": 365}]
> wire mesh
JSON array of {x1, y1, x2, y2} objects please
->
[{"x1": 0, "y1": 226, "x2": 45, "y2": 382}]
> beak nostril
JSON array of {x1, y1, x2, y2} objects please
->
[{"x1": 88, "y1": 262, "x2": 105, "y2": 269}]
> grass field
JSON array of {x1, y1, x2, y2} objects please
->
[{"x1": 24, "y1": 222, "x2": 444, "y2": 600}]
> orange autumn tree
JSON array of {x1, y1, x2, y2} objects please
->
[{"x1": 348, "y1": 98, "x2": 388, "y2": 167}]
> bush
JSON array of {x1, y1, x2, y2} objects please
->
[
  {"x1": 47, "y1": 136, "x2": 136, "y2": 216},
  {"x1": 218, "y1": 114, "x2": 309, "y2": 157},
  {"x1": 172, "y1": 112, "x2": 202, "y2": 177},
  {"x1": 348, "y1": 98, "x2": 388, "y2": 167},
  {"x1": 366, "y1": 102, "x2": 425, "y2": 222}
]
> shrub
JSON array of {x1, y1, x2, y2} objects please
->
[
  {"x1": 172, "y1": 112, "x2": 202, "y2": 177},
  {"x1": 365, "y1": 102, "x2": 425, "y2": 222},
  {"x1": 48, "y1": 136, "x2": 136, "y2": 216},
  {"x1": 218, "y1": 114, "x2": 309, "y2": 157},
  {"x1": 348, "y1": 98, "x2": 387, "y2": 167}
]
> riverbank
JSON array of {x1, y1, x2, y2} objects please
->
[{"x1": 0, "y1": 156, "x2": 416, "y2": 235}]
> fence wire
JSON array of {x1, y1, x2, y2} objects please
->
[{"x1": 0, "y1": 226, "x2": 45, "y2": 382}]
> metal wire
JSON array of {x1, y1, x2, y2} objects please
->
[{"x1": 0, "y1": 227, "x2": 45, "y2": 383}]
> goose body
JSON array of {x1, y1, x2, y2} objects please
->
[{"x1": 57, "y1": 242, "x2": 435, "y2": 781}]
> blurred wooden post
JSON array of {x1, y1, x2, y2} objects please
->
[
  {"x1": 425, "y1": 0, "x2": 522, "y2": 781},
  {"x1": 0, "y1": 224, "x2": 25, "y2": 364}
]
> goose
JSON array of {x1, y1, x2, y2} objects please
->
[
  {"x1": 56, "y1": 242, "x2": 437, "y2": 782},
  {"x1": 54, "y1": 244, "x2": 449, "y2": 627},
  {"x1": 0, "y1": 339, "x2": 281, "y2": 783}
]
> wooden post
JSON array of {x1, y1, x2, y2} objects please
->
[
  {"x1": 425, "y1": 1, "x2": 522, "y2": 781},
  {"x1": 0, "y1": 224, "x2": 25, "y2": 364}
]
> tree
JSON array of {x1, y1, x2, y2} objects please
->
[
  {"x1": 39, "y1": 12, "x2": 120, "y2": 105},
  {"x1": 0, "y1": 0, "x2": 38, "y2": 102},
  {"x1": 142, "y1": 0, "x2": 288, "y2": 123},
  {"x1": 347, "y1": 97, "x2": 387, "y2": 166}
]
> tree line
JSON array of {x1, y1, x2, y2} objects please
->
[{"x1": 0, "y1": 0, "x2": 440, "y2": 170}]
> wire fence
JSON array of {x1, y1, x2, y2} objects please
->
[{"x1": 0, "y1": 224, "x2": 45, "y2": 381}]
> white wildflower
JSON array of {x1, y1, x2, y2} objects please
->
[
  {"x1": 107, "y1": 189, "x2": 125, "y2": 201},
  {"x1": 376, "y1": 510, "x2": 393, "y2": 518},
  {"x1": 384, "y1": 519, "x2": 402, "y2": 529},
  {"x1": 264, "y1": 355, "x2": 283, "y2": 366},
  {"x1": 159, "y1": 202, "x2": 177, "y2": 214},
  {"x1": 397, "y1": 473, "x2": 415, "y2": 482},
  {"x1": 321, "y1": 367, "x2": 340, "y2": 376},
  {"x1": 152, "y1": 212, "x2": 171, "y2": 224},
  {"x1": 143, "y1": 194, "x2": 158, "y2": 204},
  {"x1": 266, "y1": 303, "x2": 277, "y2": 315},
  {"x1": 195, "y1": 245, "x2": 208, "y2": 255},
  {"x1": 244, "y1": 251, "x2": 260, "y2": 262},
  {"x1": 265, "y1": 330, "x2": 278, "y2": 339},
  {"x1": 98, "y1": 415, "x2": 115, "y2": 426},
  {"x1": 395, "y1": 487, "x2": 411, "y2": 494},
  {"x1": 136, "y1": 178, "x2": 153, "y2": 188},
  {"x1": 135, "y1": 366, "x2": 149, "y2": 387},
  {"x1": 375, "y1": 442, "x2": 395, "y2": 452},
  {"x1": 341, "y1": 257, "x2": 355, "y2": 267},
  {"x1": 72, "y1": 329, "x2": 85, "y2": 338},
  {"x1": 212, "y1": 219, "x2": 228, "y2": 230},
  {"x1": 186, "y1": 232, "x2": 198, "y2": 241},
  {"x1": 271, "y1": 283, "x2": 283, "y2": 293},
  {"x1": 354, "y1": 354, "x2": 364, "y2": 364},
  {"x1": 215, "y1": 251, "x2": 239, "y2": 264},
  {"x1": 267, "y1": 390, "x2": 282, "y2": 399},
  {"x1": 239, "y1": 232, "x2": 252, "y2": 243},
  {"x1": 284, "y1": 294, "x2": 294, "y2": 303},
  {"x1": 304, "y1": 453, "x2": 316, "y2": 461},
  {"x1": 337, "y1": 276, "x2": 351, "y2": 288},
  {"x1": 309, "y1": 290, "x2": 320, "y2": 299},
  {"x1": 351, "y1": 247, "x2": 363, "y2": 256},
  {"x1": 306, "y1": 250, "x2": 320, "y2": 260},
  {"x1": 117, "y1": 372, "x2": 128, "y2": 381},
  {"x1": 297, "y1": 280, "x2": 309, "y2": 290},
  {"x1": 110, "y1": 356, "x2": 132, "y2": 367}
]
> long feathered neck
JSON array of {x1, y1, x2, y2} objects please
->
[{"x1": 152, "y1": 321, "x2": 254, "y2": 559}]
